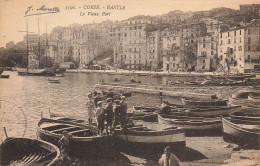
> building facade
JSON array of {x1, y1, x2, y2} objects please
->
[{"x1": 218, "y1": 19, "x2": 260, "y2": 74}]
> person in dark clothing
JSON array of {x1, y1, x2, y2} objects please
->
[
  {"x1": 119, "y1": 96, "x2": 127, "y2": 128},
  {"x1": 104, "y1": 98, "x2": 113, "y2": 135},
  {"x1": 159, "y1": 101, "x2": 171, "y2": 114},
  {"x1": 113, "y1": 100, "x2": 121, "y2": 129},
  {"x1": 106, "y1": 89, "x2": 114, "y2": 100},
  {"x1": 94, "y1": 93, "x2": 102, "y2": 108}
]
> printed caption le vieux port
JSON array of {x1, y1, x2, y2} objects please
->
[{"x1": 65, "y1": 5, "x2": 125, "y2": 16}]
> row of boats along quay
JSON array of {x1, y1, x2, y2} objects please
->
[{"x1": 0, "y1": 70, "x2": 260, "y2": 166}]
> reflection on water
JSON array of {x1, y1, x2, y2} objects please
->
[{"x1": 0, "y1": 71, "x2": 189, "y2": 140}]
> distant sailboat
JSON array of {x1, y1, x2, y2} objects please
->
[{"x1": 17, "y1": 20, "x2": 63, "y2": 76}]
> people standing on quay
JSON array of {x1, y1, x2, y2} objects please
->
[
  {"x1": 96, "y1": 101, "x2": 105, "y2": 136},
  {"x1": 119, "y1": 96, "x2": 127, "y2": 128},
  {"x1": 113, "y1": 99, "x2": 121, "y2": 129},
  {"x1": 159, "y1": 146, "x2": 180, "y2": 166},
  {"x1": 106, "y1": 89, "x2": 114, "y2": 100},
  {"x1": 86, "y1": 93, "x2": 95, "y2": 126},
  {"x1": 94, "y1": 93, "x2": 102, "y2": 107},
  {"x1": 104, "y1": 97, "x2": 113, "y2": 135}
]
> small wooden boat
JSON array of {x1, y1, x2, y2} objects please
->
[
  {"x1": 181, "y1": 98, "x2": 228, "y2": 107},
  {"x1": 55, "y1": 73, "x2": 64, "y2": 77},
  {"x1": 0, "y1": 74, "x2": 10, "y2": 78},
  {"x1": 0, "y1": 137, "x2": 60, "y2": 166},
  {"x1": 222, "y1": 117, "x2": 260, "y2": 148},
  {"x1": 229, "y1": 90, "x2": 260, "y2": 108},
  {"x1": 134, "y1": 105, "x2": 240, "y2": 117},
  {"x1": 114, "y1": 120, "x2": 186, "y2": 153},
  {"x1": 37, "y1": 118, "x2": 117, "y2": 157},
  {"x1": 48, "y1": 78, "x2": 60, "y2": 83},
  {"x1": 229, "y1": 109, "x2": 260, "y2": 125},
  {"x1": 157, "y1": 114, "x2": 222, "y2": 136}
]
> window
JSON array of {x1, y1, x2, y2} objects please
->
[
  {"x1": 234, "y1": 38, "x2": 236, "y2": 44},
  {"x1": 202, "y1": 66, "x2": 205, "y2": 69},
  {"x1": 211, "y1": 43, "x2": 214, "y2": 49},
  {"x1": 203, "y1": 60, "x2": 205, "y2": 63},
  {"x1": 220, "y1": 40, "x2": 223, "y2": 45},
  {"x1": 248, "y1": 29, "x2": 251, "y2": 34},
  {"x1": 248, "y1": 45, "x2": 251, "y2": 51},
  {"x1": 234, "y1": 31, "x2": 236, "y2": 36},
  {"x1": 238, "y1": 46, "x2": 242, "y2": 51},
  {"x1": 240, "y1": 30, "x2": 241, "y2": 35},
  {"x1": 203, "y1": 43, "x2": 206, "y2": 48},
  {"x1": 248, "y1": 37, "x2": 251, "y2": 44},
  {"x1": 211, "y1": 51, "x2": 214, "y2": 55},
  {"x1": 247, "y1": 55, "x2": 251, "y2": 60},
  {"x1": 234, "y1": 46, "x2": 236, "y2": 51},
  {"x1": 211, "y1": 37, "x2": 214, "y2": 41},
  {"x1": 220, "y1": 33, "x2": 222, "y2": 38},
  {"x1": 220, "y1": 55, "x2": 223, "y2": 60},
  {"x1": 228, "y1": 32, "x2": 230, "y2": 37},
  {"x1": 240, "y1": 37, "x2": 242, "y2": 43},
  {"x1": 228, "y1": 39, "x2": 231, "y2": 44}
]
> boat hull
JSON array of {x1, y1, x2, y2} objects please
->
[
  {"x1": 0, "y1": 137, "x2": 60, "y2": 166},
  {"x1": 222, "y1": 117, "x2": 260, "y2": 149},
  {"x1": 181, "y1": 98, "x2": 228, "y2": 107},
  {"x1": 114, "y1": 121, "x2": 186, "y2": 155},
  {"x1": 37, "y1": 118, "x2": 118, "y2": 158},
  {"x1": 17, "y1": 68, "x2": 58, "y2": 76},
  {"x1": 157, "y1": 114, "x2": 222, "y2": 136}
]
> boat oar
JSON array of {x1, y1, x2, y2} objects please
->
[{"x1": 3, "y1": 127, "x2": 8, "y2": 138}]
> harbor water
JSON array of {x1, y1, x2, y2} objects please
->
[{"x1": 0, "y1": 71, "x2": 188, "y2": 140}]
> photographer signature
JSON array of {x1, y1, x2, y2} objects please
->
[{"x1": 25, "y1": 5, "x2": 60, "y2": 17}]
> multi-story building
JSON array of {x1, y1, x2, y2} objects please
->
[
  {"x1": 197, "y1": 31, "x2": 218, "y2": 72},
  {"x1": 114, "y1": 19, "x2": 152, "y2": 69},
  {"x1": 177, "y1": 22, "x2": 207, "y2": 71},
  {"x1": 162, "y1": 29, "x2": 181, "y2": 71},
  {"x1": 218, "y1": 19, "x2": 260, "y2": 74},
  {"x1": 146, "y1": 30, "x2": 163, "y2": 70}
]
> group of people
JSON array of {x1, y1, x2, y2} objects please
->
[{"x1": 86, "y1": 90, "x2": 128, "y2": 136}]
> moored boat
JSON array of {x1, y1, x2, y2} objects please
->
[
  {"x1": 229, "y1": 90, "x2": 260, "y2": 108},
  {"x1": 181, "y1": 98, "x2": 228, "y2": 107},
  {"x1": 157, "y1": 114, "x2": 222, "y2": 136},
  {"x1": 0, "y1": 137, "x2": 60, "y2": 166},
  {"x1": 37, "y1": 118, "x2": 117, "y2": 158},
  {"x1": 0, "y1": 74, "x2": 10, "y2": 78},
  {"x1": 48, "y1": 78, "x2": 61, "y2": 83},
  {"x1": 114, "y1": 119, "x2": 186, "y2": 154},
  {"x1": 222, "y1": 117, "x2": 260, "y2": 149}
]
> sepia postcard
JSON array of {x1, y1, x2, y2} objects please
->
[{"x1": 0, "y1": 0, "x2": 260, "y2": 165}]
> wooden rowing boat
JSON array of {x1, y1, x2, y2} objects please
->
[
  {"x1": 157, "y1": 114, "x2": 222, "y2": 136},
  {"x1": 114, "y1": 119, "x2": 186, "y2": 154},
  {"x1": 48, "y1": 78, "x2": 60, "y2": 83},
  {"x1": 222, "y1": 117, "x2": 260, "y2": 149},
  {"x1": 133, "y1": 105, "x2": 241, "y2": 117},
  {"x1": 229, "y1": 109, "x2": 260, "y2": 125},
  {"x1": 0, "y1": 74, "x2": 10, "y2": 78},
  {"x1": 0, "y1": 137, "x2": 60, "y2": 166},
  {"x1": 181, "y1": 98, "x2": 228, "y2": 107},
  {"x1": 37, "y1": 118, "x2": 117, "y2": 158}
]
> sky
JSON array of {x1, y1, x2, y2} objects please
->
[{"x1": 0, "y1": 0, "x2": 259, "y2": 47}]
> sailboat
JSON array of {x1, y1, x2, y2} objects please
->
[{"x1": 17, "y1": 20, "x2": 62, "y2": 76}]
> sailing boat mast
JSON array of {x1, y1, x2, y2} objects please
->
[
  {"x1": 46, "y1": 21, "x2": 48, "y2": 67},
  {"x1": 26, "y1": 19, "x2": 29, "y2": 72},
  {"x1": 38, "y1": 18, "x2": 41, "y2": 68}
]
